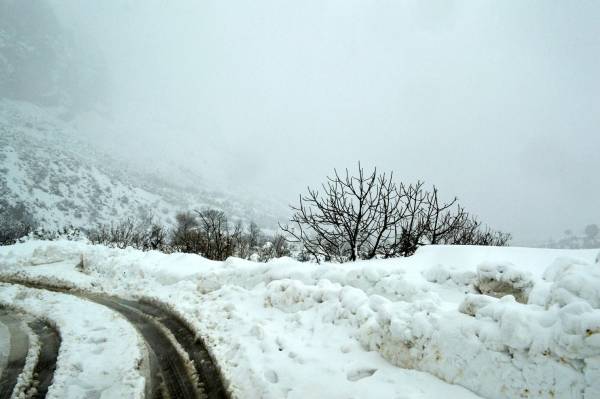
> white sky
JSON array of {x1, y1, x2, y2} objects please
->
[{"x1": 51, "y1": 0, "x2": 600, "y2": 244}]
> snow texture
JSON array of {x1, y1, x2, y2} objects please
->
[
  {"x1": 11, "y1": 317, "x2": 39, "y2": 399},
  {"x1": 0, "y1": 280, "x2": 146, "y2": 399},
  {"x1": 0, "y1": 99, "x2": 283, "y2": 231},
  {"x1": 1, "y1": 240, "x2": 599, "y2": 398}
]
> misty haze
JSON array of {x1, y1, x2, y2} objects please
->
[{"x1": 1, "y1": 1, "x2": 599, "y2": 399}]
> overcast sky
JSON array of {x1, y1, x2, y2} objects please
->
[{"x1": 49, "y1": 0, "x2": 599, "y2": 244}]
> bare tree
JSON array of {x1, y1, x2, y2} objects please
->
[
  {"x1": 442, "y1": 214, "x2": 510, "y2": 246},
  {"x1": 422, "y1": 187, "x2": 462, "y2": 244},
  {"x1": 0, "y1": 221, "x2": 32, "y2": 245},
  {"x1": 280, "y1": 164, "x2": 405, "y2": 262},
  {"x1": 227, "y1": 219, "x2": 244, "y2": 258},
  {"x1": 88, "y1": 217, "x2": 169, "y2": 251},
  {"x1": 171, "y1": 211, "x2": 286, "y2": 261},
  {"x1": 379, "y1": 181, "x2": 430, "y2": 257},
  {"x1": 195, "y1": 208, "x2": 231, "y2": 260},
  {"x1": 0, "y1": 202, "x2": 34, "y2": 245},
  {"x1": 585, "y1": 224, "x2": 599, "y2": 240},
  {"x1": 259, "y1": 233, "x2": 291, "y2": 262},
  {"x1": 147, "y1": 223, "x2": 168, "y2": 251},
  {"x1": 281, "y1": 164, "x2": 511, "y2": 262},
  {"x1": 171, "y1": 212, "x2": 201, "y2": 253},
  {"x1": 247, "y1": 221, "x2": 262, "y2": 254},
  {"x1": 271, "y1": 233, "x2": 291, "y2": 258},
  {"x1": 584, "y1": 224, "x2": 600, "y2": 248}
]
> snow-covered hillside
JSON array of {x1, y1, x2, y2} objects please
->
[
  {"x1": 0, "y1": 99, "x2": 282, "y2": 230},
  {"x1": 1, "y1": 241, "x2": 599, "y2": 398}
]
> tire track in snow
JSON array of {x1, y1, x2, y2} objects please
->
[
  {"x1": 118, "y1": 299, "x2": 228, "y2": 399},
  {"x1": 0, "y1": 311, "x2": 29, "y2": 399},
  {"x1": 0, "y1": 310, "x2": 61, "y2": 399},
  {"x1": 1, "y1": 280, "x2": 229, "y2": 399},
  {"x1": 89, "y1": 296, "x2": 198, "y2": 399},
  {"x1": 28, "y1": 319, "x2": 60, "y2": 399}
]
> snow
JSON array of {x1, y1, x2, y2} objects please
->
[
  {"x1": 0, "y1": 320, "x2": 8, "y2": 373},
  {"x1": 11, "y1": 318, "x2": 39, "y2": 399},
  {"x1": 1, "y1": 240, "x2": 599, "y2": 398},
  {"x1": 0, "y1": 281, "x2": 147, "y2": 399},
  {"x1": 0, "y1": 98, "x2": 284, "y2": 231}
]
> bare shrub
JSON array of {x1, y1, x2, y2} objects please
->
[
  {"x1": 171, "y1": 209, "x2": 248, "y2": 260},
  {"x1": 280, "y1": 164, "x2": 405, "y2": 262},
  {"x1": 30, "y1": 225, "x2": 83, "y2": 241},
  {"x1": 171, "y1": 212, "x2": 201, "y2": 253},
  {"x1": 259, "y1": 233, "x2": 291, "y2": 262},
  {"x1": 88, "y1": 217, "x2": 170, "y2": 251},
  {"x1": 194, "y1": 209, "x2": 234, "y2": 260},
  {"x1": 281, "y1": 164, "x2": 510, "y2": 262},
  {"x1": 0, "y1": 202, "x2": 34, "y2": 245}
]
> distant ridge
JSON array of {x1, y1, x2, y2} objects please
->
[{"x1": 0, "y1": 99, "x2": 282, "y2": 230}]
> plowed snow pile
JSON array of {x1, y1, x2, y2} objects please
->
[{"x1": 1, "y1": 240, "x2": 599, "y2": 399}]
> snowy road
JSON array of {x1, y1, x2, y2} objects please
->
[
  {"x1": 27, "y1": 318, "x2": 60, "y2": 399},
  {"x1": 0, "y1": 309, "x2": 59, "y2": 399},
  {"x1": 0, "y1": 280, "x2": 229, "y2": 399},
  {"x1": 0, "y1": 310, "x2": 29, "y2": 398}
]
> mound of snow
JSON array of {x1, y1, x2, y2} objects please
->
[
  {"x1": 1, "y1": 240, "x2": 600, "y2": 398},
  {"x1": 544, "y1": 257, "x2": 600, "y2": 308},
  {"x1": 473, "y1": 262, "x2": 534, "y2": 303}
]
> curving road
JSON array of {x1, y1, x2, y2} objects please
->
[
  {"x1": 0, "y1": 310, "x2": 60, "y2": 399},
  {"x1": 0, "y1": 280, "x2": 229, "y2": 399},
  {"x1": 0, "y1": 310, "x2": 29, "y2": 399},
  {"x1": 28, "y1": 319, "x2": 60, "y2": 399}
]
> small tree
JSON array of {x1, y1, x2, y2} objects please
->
[
  {"x1": 380, "y1": 181, "x2": 429, "y2": 258},
  {"x1": 88, "y1": 217, "x2": 168, "y2": 250},
  {"x1": 280, "y1": 164, "x2": 406, "y2": 262},
  {"x1": 281, "y1": 164, "x2": 510, "y2": 263},
  {"x1": 272, "y1": 233, "x2": 291, "y2": 258},
  {"x1": 195, "y1": 209, "x2": 231, "y2": 260},
  {"x1": 147, "y1": 223, "x2": 168, "y2": 251},
  {"x1": 259, "y1": 233, "x2": 291, "y2": 262},
  {"x1": 585, "y1": 224, "x2": 599, "y2": 240},
  {"x1": 171, "y1": 212, "x2": 201, "y2": 253},
  {"x1": 0, "y1": 202, "x2": 34, "y2": 245},
  {"x1": 247, "y1": 222, "x2": 262, "y2": 254},
  {"x1": 422, "y1": 187, "x2": 462, "y2": 245}
]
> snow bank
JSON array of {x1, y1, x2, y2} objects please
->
[
  {"x1": 473, "y1": 262, "x2": 534, "y2": 303},
  {"x1": 1, "y1": 240, "x2": 599, "y2": 398},
  {"x1": 0, "y1": 282, "x2": 146, "y2": 399}
]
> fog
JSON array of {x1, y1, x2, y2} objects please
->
[{"x1": 45, "y1": 1, "x2": 600, "y2": 244}]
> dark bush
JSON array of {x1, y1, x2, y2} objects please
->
[
  {"x1": 0, "y1": 202, "x2": 35, "y2": 245},
  {"x1": 88, "y1": 218, "x2": 170, "y2": 251},
  {"x1": 280, "y1": 164, "x2": 510, "y2": 263}
]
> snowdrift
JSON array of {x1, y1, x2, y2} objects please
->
[{"x1": 1, "y1": 240, "x2": 599, "y2": 398}]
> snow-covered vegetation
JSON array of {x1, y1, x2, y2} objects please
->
[
  {"x1": 544, "y1": 224, "x2": 600, "y2": 250},
  {"x1": 0, "y1": 98, "x2": 286, "y2": 242}
]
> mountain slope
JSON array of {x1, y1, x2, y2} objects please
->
[{"x1": 0, "y1": 99, "x2": 283, "y2": 230}]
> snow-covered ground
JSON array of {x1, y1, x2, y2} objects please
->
[
  {"x1": 1, "y1": 240, "x2": 599, "y2": 398},
  {"x1": 0, "y1": 281, "x2": 147, "y2": 398}
]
